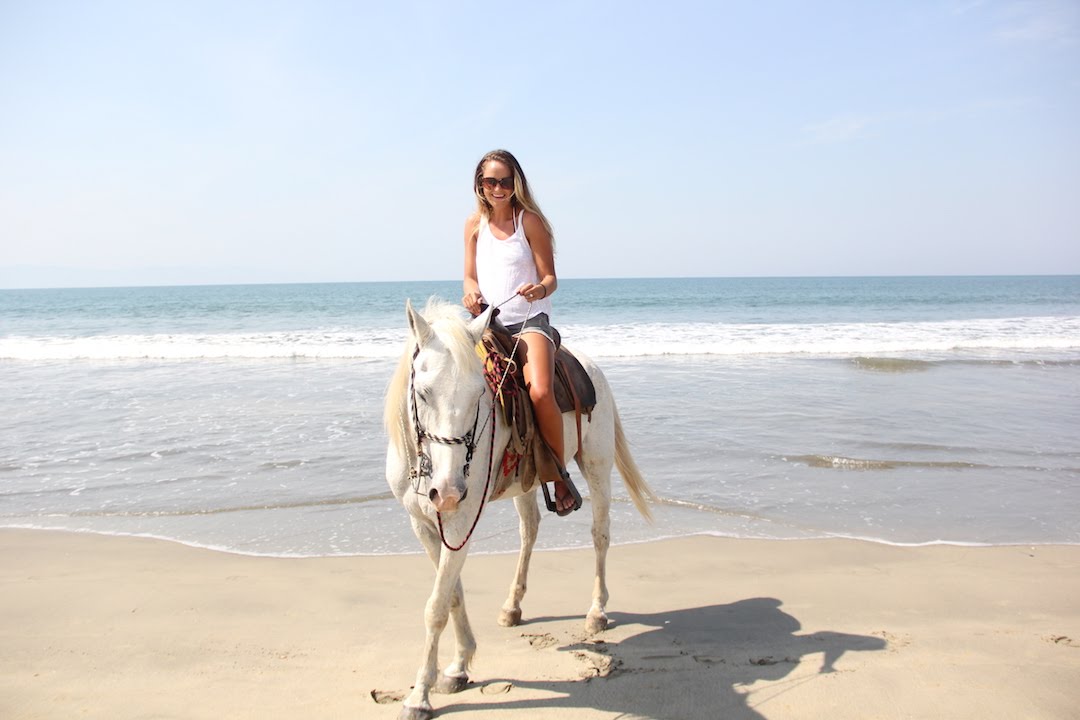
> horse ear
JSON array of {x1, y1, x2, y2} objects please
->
[
  {"x1": 467, "y1": 305, "x2": 494, "y2": 343},
  {"x1": 406, "y1": 299, "x2": 433, "y2": 346}
]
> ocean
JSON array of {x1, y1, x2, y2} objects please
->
[{"x1": 2, "y1": 276, "x2": 1078, "y2": 556}]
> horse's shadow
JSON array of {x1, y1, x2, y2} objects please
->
[{"x1": 440, "y1": 597, "x2": 886, "y2": 719}]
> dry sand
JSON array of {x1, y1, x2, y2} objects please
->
[{"x1": 2, "y1": 529, "x2": 1078, "y2": 719}]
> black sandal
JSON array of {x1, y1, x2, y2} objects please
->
[{"x1": 541, "y1": 465, "x2": 583, "y2": 516}]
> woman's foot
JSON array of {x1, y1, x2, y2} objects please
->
[
  {"x1": 542, "y1": 469, "x2": 582, "y2": 516},
  {"x1": 554, "y1": 480, "x2": 578, "y2": 514}
]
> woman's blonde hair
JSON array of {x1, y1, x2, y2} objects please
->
[{"x1": 473, "y1": 149, "x2": 555, "y2": 246}]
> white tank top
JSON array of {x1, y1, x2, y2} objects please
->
[{"x1": 475, "y1": 210, "x2": 552, "y2": 325}]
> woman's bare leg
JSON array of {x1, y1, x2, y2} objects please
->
[{"x1": 518, "y1": 333, "x2": 576, "y2": 513}]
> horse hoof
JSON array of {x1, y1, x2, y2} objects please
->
[
  {"x1": 434, "y1": 673, "x2": 470, "y2": 694},
  {"x1": 585, "y1": 611, "x2": 609, "y2": 635},
  {"x1": 498, "y1": 608, "x2": 522, "y2": 627},
  {"x1": 398, "y1": 705, "x2": 433, "y2": 720}
]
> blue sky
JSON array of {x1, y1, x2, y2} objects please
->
[{"x1": 1, "y1": 0, "x2": 1078, "y2": 288}]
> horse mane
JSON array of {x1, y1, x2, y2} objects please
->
[{"x1": 384, "y1": 298, "x2": 484, "y2": 453}]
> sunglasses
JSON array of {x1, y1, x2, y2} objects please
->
[{"x1": 480, "y1": 176, "x2": 514, "y2": 191}]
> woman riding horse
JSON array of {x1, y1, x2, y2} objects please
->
[{"x1": 461, "y1": 149, "x2": 582, "y2": 516}]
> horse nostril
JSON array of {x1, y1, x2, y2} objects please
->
[
  {"x1": 428, "y1": 488, "x2": 439, "y2": 502},
  {"x1": 459, "y1": 488, "x2": 468, "y2": 503}
]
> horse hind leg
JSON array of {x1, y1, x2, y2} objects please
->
[
  {"x1": 498, "y1": 490, "x2": 541, "y2": 627},
  {"x1": 579, "y1": 454, "x2": 612, "y2": 635}
]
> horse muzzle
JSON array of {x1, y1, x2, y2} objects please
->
[{"x1": 428, "y1": 477, "x2": 468, "y2": 513}]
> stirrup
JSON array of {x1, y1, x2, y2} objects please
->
[{"x1": 541, "y1": 465, "x2": 583, "y2": 517}]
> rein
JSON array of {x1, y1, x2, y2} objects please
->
[{"x1": 408, "y1": 299, "x2": 531, "y2": 551}]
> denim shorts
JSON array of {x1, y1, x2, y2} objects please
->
[{"x1": 503, "y1": 312, "x2": 555, "y2": 346}]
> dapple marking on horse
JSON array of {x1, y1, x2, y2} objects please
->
[{"x1": 384, "y1": 299, "x2": 656, "y2": 720}]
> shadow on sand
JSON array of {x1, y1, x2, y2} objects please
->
[{"x1": 436, "y1": 597, "x2": 886, "y2": 719}]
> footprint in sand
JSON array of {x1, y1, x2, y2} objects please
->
[
  {"x1": 692, "y1": 655, "x2": 727, "y2": 665},
  {"x1": 573, "y1": 650, "x2": 622, "y2": 679},
  {"x1": 748, "y1": 656, "x2": 797, "y2": 666},
  {"x1": 1047, "y1": 635, "x2": 1078, "y2": 648},
  {"x1": 522, "y1": 632, "x2": 557, "y2": 650},
  {"x1": 481, "y1": 681, "x2": 513, "y2": 695},
  {"x1": 370, "y1": 689, "x2": 404, "y2": 704},
  {"x1": 872, "y1": 630, "x2": 912, "y2": 650}
]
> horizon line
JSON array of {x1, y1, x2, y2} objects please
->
[{"x1": 2, "y1": 272, "x2": 1080, "y2": 292}]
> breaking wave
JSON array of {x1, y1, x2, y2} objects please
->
[{"x1": 3, "y1": 315, "x2": 1079, "y2": 361}]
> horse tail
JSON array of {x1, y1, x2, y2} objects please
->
[{"x1": 613, "y1": 403, "x2": 658, "y2": 521}]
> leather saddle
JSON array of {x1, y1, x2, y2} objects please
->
[{"x1": 480, "y1": 316, "x2": 597, "y2": 500}]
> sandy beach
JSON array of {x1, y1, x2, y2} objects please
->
[{"x1": 1, "y1": 529, "x2": 1077, "y2": 719}]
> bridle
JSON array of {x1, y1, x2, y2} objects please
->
[{"x1": 407, "y1": 344, "x2": 498, "y2": 552}]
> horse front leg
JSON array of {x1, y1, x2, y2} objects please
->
[
  {"x1": 435, "y1": 573, "x2": 475, "y2": 694},
  {"x1": 498, "y1": 490, "x2": 540, "y2": 627},
  {"x1": 401, "y1": 524, "x2": 473, "y2": 720},
  {"x1": 406, "y1": 518, "x2": 476, "y2": 694}
]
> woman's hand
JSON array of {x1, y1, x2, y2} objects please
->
[
  {"x1": 463, "y1": 290, "x2": 485, "y2": 316},
  {"x1": 516, "y1": 282, "x2": 547, "y2": 303}
]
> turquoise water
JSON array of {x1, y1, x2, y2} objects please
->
[
  {"x1": 5, "y1": 275, "x2": 1080, "y2": 337},
  {"x1": 2, "y1": 276, "x2": 1079, "y2": 555}
]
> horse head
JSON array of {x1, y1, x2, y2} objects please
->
[{"x1": 405, "y1": 299, "x2": 494, "y2": 514}]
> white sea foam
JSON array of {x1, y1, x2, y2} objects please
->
[
  {"x1": 0, "y1": 331, "x2": 408, "y2": 360},
  {"x1": 3, "y1": 315, "x2": 1077, "y2": 360},
  {"x1": 568, "y1": 316, "x2": 1080, "y2": 358}
]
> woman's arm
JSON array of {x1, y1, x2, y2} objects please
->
[
  {"x1": 462, "y1": 213, "x2": 484, "y2": 315},
  {"x1": 518, "y1": 211, "x2": 557, "y2": 300}
]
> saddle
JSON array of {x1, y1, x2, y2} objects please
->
[{"x1": 480, "y1": 317, "x2": 597, "y2": 500}]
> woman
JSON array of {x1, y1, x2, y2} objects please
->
[{"x1": 462, "y1": 149, "x2": 581, "y2": 516}]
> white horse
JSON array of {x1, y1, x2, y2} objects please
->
[{"x1": 384, "y1": 299, "x2": 656, "y2": 720}]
